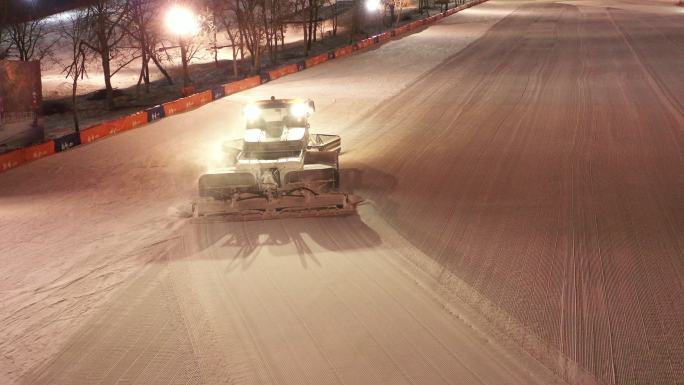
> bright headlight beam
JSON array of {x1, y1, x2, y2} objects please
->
[
  {"x1": 244, "y1": 129, "x2": 263, "y2": 142},
  {"x1": 290, "y1": 103, "x2": 310, "y2": 118},
  {"x1": 286, "y1": 127, "x2": 306, "y2": 141},
  {"x1": 243, "y1": 104, "x2": 262, "y2": 121}
]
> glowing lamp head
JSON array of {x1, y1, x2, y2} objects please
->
[
  {"x1": 365, "y1": 0, "x2": 381, "y2": 12},
  {"x1": 243, "y1": 104, "x2": 262, "y2": 121},
  {"x1": 165, "y1": 5, "x2": 200, "y2": 37},
  {"x1": 290, "y1": 102, "x2": 312, "y2": 118}
]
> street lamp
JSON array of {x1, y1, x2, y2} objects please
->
[
  {"x1": 165, "y1": 5, "x2": 199, "y2": 88},
  {"x1": 364, "y1": 0, "x2": 383, "y2": 33},
  {"x1": 365, "y1": 0, "x2": 381, "y2": 12}
]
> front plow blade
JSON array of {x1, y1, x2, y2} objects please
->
[{"x1": 192, "y1": 193, "x2": 362, "y2": 222}]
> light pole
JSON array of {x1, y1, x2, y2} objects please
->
[
  {"x1": 364, "y1": 0, "x2": 382, "y2": 34},
  {"x1": 165, "y1": 5, "x2": 199, "y2": 88}
]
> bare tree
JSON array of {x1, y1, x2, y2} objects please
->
[
  {"x1": 327, "y1": 0, "x2": 338, "y2": 37},
  {"x1": 176, "y1": 27, "x2": 204, "y2": 87},
  {"x1": 60, "y1": 10, "x2": 90, "y2": 132},
  {"x1": 7, "y1": 18, "x2": 55, "y2": 61},
  {"x1": 290, "y1": 0, "x2": 318, "y2": 56},
  {"x1": 81, "y1": 0, "x2": 136, "y2": 110},
  {"x1": 0, "y1": 27, "x2": 12, "y2": 59},
  {"x1": 222, "y1": 7, "x2": 244, "y2": 77},
  {"x1": 126, "y1": 0, "x2": 173, "y2": 92},
  {"x1": 236, "y1": 0, "x2": 267, "y2": 73},
  {"x1": 393, "y1": 0, "x2": 404, "y2": 26},
  {"x1": 262, "y1": 0, "x2": 287, "y2": 65},
  {"x1": 211, "y1": 0, "x2": 244, "y2": 76},
  {"x1": 203, "y1": 0, "x2": 222, "y2": 68}
]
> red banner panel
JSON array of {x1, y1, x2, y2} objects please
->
[
  {"x1": 124, "y1": 111, "x2": 148, "y2": 130},
  {"x1": 79, "y1": 123, "x2": 112, "y2": 144},
  {"x1": 305, "y1": 53, "x2": 329, "y2": 68},
  {"x1": 224, "y1": 76, "x2": 262, "y2": 95},
  {"x1": 268, "y1": 64, "x2": 299, "y2": 81},
  {"x1": 356, "y1": 39, "x2": 375, "y2": 50},
  {"x1": 394, "y1": 25, "x2": 410, "y2": 35},
  {"x1": 23, "y1": 140, "x2": 55, "y2": 161},
  {"x1": 378, "y1": 32, "x2": 392, "y2": 42},
  {"x1": 0, "y1": 149, "x2": 24, "y2": 171},
  {"x1": 197, "y1": 90, "x2": 213, "y2": 105},
  {"x1": 162, "y1": 98, "x2": 189, "y2": 117},
  {"x1": 334, "y1": 45, "x2": 354, "y2": 58}
]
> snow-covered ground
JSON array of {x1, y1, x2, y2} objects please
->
[{"x1": 2, "y1": 0, "x2": 684, "y2": 384}]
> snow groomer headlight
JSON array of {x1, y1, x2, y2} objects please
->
[
  {"x1": 244, "y1": 128, "x2": 263, "y2": 142},
  {"x1": 290, "y1": 102, "x2": 312, "y2": 118},
  {"x1": 286, "y1": 127, "x2": 306, "y2": 141},
  {"x1": 243, "y1": 104, "x2": 262, "y2": 121}
]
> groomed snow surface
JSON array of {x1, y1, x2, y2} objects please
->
[{"x1": 2, "y1": 0, "x2": 683, "y2": 384}]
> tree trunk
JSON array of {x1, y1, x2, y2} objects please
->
[
  {"x1": 72, "y1": 76, "x2": 80, "y2": 132},
  {"x1": 149, "y1": 51, "x2": 173, "y2": 85},
  {"x1": 101, "y1": 49, "x2": 115, "y2": 110},
  {"x1": 179, "y1": 38, "x2": 191, "y2": 86},
  {"x1": 213, "y1": 27, "x2": 219, "y2": 67},
  {"x1": 307, "y1": 2, "x2": 314, "y2": 50},
  {"x1": 303, "y1": 22, "x2": 308, "y2": 56},
  {"x1": 332, "y1": 2, "x2": 337, "y2": 36},
  {"x1": 232, "y1": 45, "x2": 239, "y2": 76}
]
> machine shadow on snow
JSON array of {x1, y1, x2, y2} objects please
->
[{"x1": 180, "y1": 212, "x2": 382, "y2": 270}]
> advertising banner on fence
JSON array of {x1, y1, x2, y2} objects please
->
[{"x1": 0, "y1": 60, "x2": 44, "y2": 154}]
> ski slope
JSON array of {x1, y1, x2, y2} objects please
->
[{"x1": 2, "y1": 0, "x2": 684, "y2": 384}]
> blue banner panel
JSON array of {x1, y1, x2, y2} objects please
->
[
  {"x1": 53, "y1": 132, "x2": 81, "y2": 152},
  {"x1": 212, "y1": 86, "x2": 225, "y2": 100},
  {"x1": 145, "y1": 105, "x2": 165, "y2": 122}
]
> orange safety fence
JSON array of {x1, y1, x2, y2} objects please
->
[
  {"x1": 428, "y1": 14, "x2": 442, "y2": 23},
  {"x1": 409, "y1": 20, "x2": 423, "y2": 30},
  {"x1": 162, "y1": 92, "x2": 205, "y2": 116},
  {"x1": 334, "y1": 45, "x2": 354, "y2": 58},
  {"x1": 79, "y1": 111, "x2": 147, "y2": 144},
  {"x1": 268, "y1": 63, "x2": 299, "y2": 81},
  {"x1": 197, "y1": 90, "x2": 213, "y2": 105},
  {"x1": 0, "y1": 149, "x2": 25, "y2": 171},
  {"x1": 305, "y1": 53, "x2": 329, "y2": 68},
  {"x1": 183, "y1": 93, "x2": 202, "y2": 108},
  {"x1": 80, "y1": 123, "x2": 111, "y2": 144},
  {"x1": 162, "y1": 97, "x2": 189, "y2": 117},
  {"x1": 104, "y1": 112, "x2": 147, "y2": 134},
  {"x1": 377, "y1": 32, "x2": 392, "y2": 42},
  {"x1": 224, "y1": 75, "x2": 262, "y2": 95},
  {"x1": 23, "y1": 141, "x2": 55, "y2": 161},
  {"x1": 356, "y1": 38, "x2": 375, "y2": 49},
  {"x1": 394, "y1": 24, "x2": 410, "y2": 35},
  {"x1": 125, "y1": 111, "x2": 148, "y2": 130}
]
